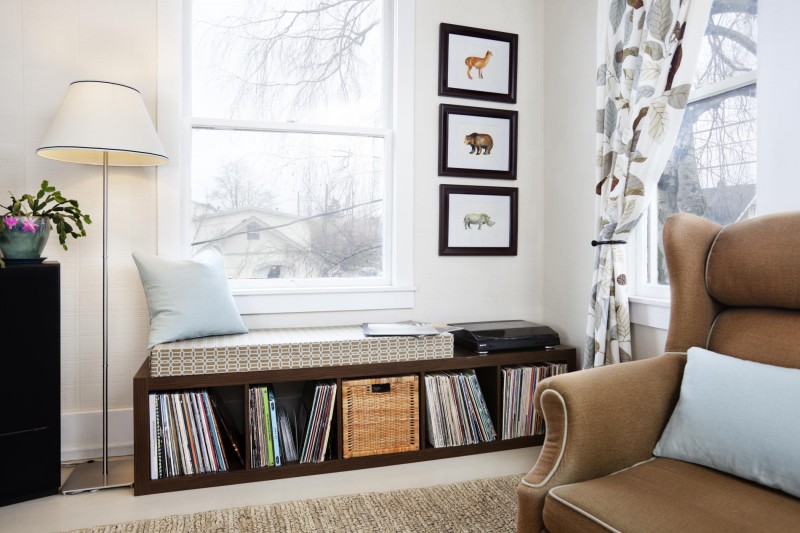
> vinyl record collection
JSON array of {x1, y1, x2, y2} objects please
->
[
  {"x1": 298, "y1": 380, "x2": 337, "y2": 463},
  {"x1": 501, "y1": 363, "x2": 568, "y2": 439},
  {"x1": 249, "y1": 385, "x2": 283, "y2": 467},
  {"x1": 249, "y1": 380, "x2": 337, "y2": 466},
  {"x1": 148, "y1": 390, "x2": 237, "y2": 480},
  {"x1": 148, "y1": 361, "x2": 566, "y2": 480},
  {"x1": 424, "y1": 370, "x2": 496, "y2": 448}
]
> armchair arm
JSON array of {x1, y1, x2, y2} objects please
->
[{"x1": 516, "y1": 354, "x2": 686, "y2": 533}]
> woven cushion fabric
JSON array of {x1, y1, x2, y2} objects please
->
[
  {"x1": 654, "y1": 347, "x2": 800, "y2": 498},
  {"x1": 705, "y1": 211, "x2": 800, "y2": 309},
  {"x1": 543, "y1": 458, "x2": 800, "y2": 533},
  {"x1": 150, "y1": 326, "x2": 454, "y2": 377},
  {"x1": 708, "y1": 308, "x2": 800, "y2": 367}
]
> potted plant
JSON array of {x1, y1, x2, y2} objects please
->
[{"x1": 0, "y1": 180, "x2": 92, "y2": 267}]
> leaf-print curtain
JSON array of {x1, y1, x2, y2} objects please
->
[{"x1": 585, "y1": 0, "x2": 713, "y2": 368}]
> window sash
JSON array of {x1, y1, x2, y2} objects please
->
[
  {"x1": 189, "y1": 120, "x2": 395, "y2": 287},
  {"x1": 633, "y1": 70, "x2": 757, "y2": 301},
  {"x1": 157, "y1": 0, "x2": 415, "y2": 314}
]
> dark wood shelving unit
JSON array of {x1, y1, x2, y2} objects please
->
[{"x1": 133, "y1": 344, "x2": 576, "y2": 496}]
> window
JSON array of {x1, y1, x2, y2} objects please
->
[
  {"x1": 246, "y1": 222, "x2": 262, "y2": 241},
  {"x1": 158, "y1": 0, "x2": 415, "y2": 313},
  {"x1": 635, "y1": 0, "x2": 757, "y2": 298}
]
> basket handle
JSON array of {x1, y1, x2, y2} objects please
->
[{"x1": 371, "y1": 383, "x2": 391, "y2": 393}]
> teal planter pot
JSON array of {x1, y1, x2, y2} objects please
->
[{"x1": 0, "y1": 216, "x2": 51, "y2": 261}]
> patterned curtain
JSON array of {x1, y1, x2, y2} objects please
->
[{"x1": 585, "y1": 0, "x2": 713, "y2": 368}]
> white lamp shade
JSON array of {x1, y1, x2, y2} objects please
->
[{"x1": 37, "y1": 80, "x2": 168, "y2": 167}]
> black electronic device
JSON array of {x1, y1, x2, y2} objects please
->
[{"x1": 449, "y1": 320, "x2": 560, "y2": 354}]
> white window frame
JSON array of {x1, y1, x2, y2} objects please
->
[
  {"x1": 630, "y1": 70, "x2": 757, "y2": 326},
  {"x1": 156, "y1": 0, "x2": 415, "y2": 314}
]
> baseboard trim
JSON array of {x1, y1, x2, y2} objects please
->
[{"x1": 61, "y1": 408, "x2": 133, "y2": 461}]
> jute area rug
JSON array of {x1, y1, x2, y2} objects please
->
[{"x1": 66, "y1": 474, "x2": 522, "y2": 533}]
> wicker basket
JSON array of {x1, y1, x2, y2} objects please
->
[{"x1": 342, "y1": 375, "x2": 420, "y2": 458}]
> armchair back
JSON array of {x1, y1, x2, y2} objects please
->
[{"x1": 664, "y1": 211, "x2": 800, "y2": 368}]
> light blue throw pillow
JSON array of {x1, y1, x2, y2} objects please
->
[
  {"x1": 133, "y1": 251, "x2": 248, "y2": 348},
  {"x1": 654, "y1": 346, "x2": 800, "y2": 498}
]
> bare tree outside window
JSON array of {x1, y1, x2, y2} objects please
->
[
  {"x1": 192, "y1": 0, "x2": 383, "y2": 125},
  {"x1": 695, "y1": 0, "x2": 758, "y2": 87},
  {"x1": 650, "y1": 0, "x2": 757, "y2": 285},
  {"x1": 206, "y1": 160, "x2": 276, "y2": 211},
  {"x1": 190, "y1": 0, "x2": 388, "y2": 282}
]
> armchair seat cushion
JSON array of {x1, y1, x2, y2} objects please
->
[{"x1": 543, "y1": 458, "x2": 800, "y2": 533}]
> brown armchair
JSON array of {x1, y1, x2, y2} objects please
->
[{"x1": 517, "y1": 212, "x2": 800, "y2": 532}]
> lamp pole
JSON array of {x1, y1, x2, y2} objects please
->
[{"x1": 102, "y1": 150, "x2": 109, "y2": 481}]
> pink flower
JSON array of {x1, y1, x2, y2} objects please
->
[
  {"x1": 3, "y1": 216, "x2": 17, "y2": 229},
  {"x1": 21, "y1": 217, "x2": 39, "y2": 233}
]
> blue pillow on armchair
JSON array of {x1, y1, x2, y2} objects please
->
[{"x1": 654, "y1": 347, "x2": 800, "y2": 498}]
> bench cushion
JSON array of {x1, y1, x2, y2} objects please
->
[
  {"x1": 543, "y1": 458, "x2": 800, "y2": 533},
  {"x1": 150, "y1": 326, "x2": 454, "y2": 377}
]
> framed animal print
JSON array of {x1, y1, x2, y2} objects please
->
[
  {"x1": 438, "y1": 104, "x2": 518, "y2": 180},
  {"x1": 439, "y1": 184, "x2": 518, "y2": 256},
  {"x1": 438, "y1": 23, "x2": 518, "y2": 103}
]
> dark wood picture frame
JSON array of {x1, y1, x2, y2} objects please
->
[
  {"x1": 439, "y1": 184, "x2": 518, "y2": 256},
  {"x1": 438, "y1": 23, "x2": 518, "y2": 104},
  {"x1": 438, "y1": 104, "x2": 518, "y2": 180}
]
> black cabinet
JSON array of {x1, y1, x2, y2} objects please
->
[{"x1": 0, "y1": 262, "x2": 60, "y2": 505}]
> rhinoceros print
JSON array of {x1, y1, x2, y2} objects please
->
[{"x1": 463, "y1": 213, "x2": 495, "y2": 230}]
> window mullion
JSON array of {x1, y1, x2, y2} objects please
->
[
  {"x1": 688, "y1": 70, "x2": 757, "y2": 104},
  {"x1": 191, "y1": 117, "x2": 391, "y2": 139}
]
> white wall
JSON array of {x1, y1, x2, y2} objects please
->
[
  {"x1": 540, "y1": 0, "x2": 597, "y2": 358},
  {"x1": 0, "y1": 0, "x2": 545, "y2": 459},
  {"x1": 0, "y1": 0, "x2": 158, "y2": 458},
  {"x1": 409, "y1": 0, "x2": 545, "y2": 326},
  {"x1": 757, "y1": 0, "x2": 800, "y2": 215}
]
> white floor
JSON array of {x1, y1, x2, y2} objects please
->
[{"x1": 0, "y1": 448, "x2": 539, "y2": 533}]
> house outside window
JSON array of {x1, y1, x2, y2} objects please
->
[
  {"x1": 158, "y1": 0, "x2": 415, "y2": 313},
  {"x1": 635, "y1": 0, "x2": 757, "y2": 298}
]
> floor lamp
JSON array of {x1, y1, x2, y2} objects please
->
[{"x1": 36, "y1": 80, "x2": 168, "y2": 493}]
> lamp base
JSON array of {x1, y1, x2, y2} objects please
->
[{"x1": 61, "y1": 456, "x2": 134, "y2": 494}]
